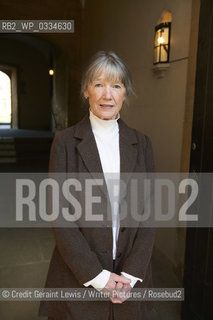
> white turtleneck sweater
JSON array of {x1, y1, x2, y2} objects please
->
[{"x1": 83, "y1": 110, "x2": 142, "y2": 291}]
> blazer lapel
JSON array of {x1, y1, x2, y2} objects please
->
[
  {"x1": 119, "y1": 118, "x2": 138, "y2": 184},
  {"x1": 74, "y1": 115, "x2": 139, "y2": 202},
  {"x1": 74, "y1": 115, "x2": 109, "y2": 198}
]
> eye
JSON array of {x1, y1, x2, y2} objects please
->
[
  {"x1": 113, "y1": 84, "x2": 122, "y2": 89},
  {"x1": 94, "y1": 83, "x2": 102, "y2": 87}
]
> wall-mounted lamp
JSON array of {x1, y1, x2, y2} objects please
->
[{"x1": 154, "y1": 22, "x2": 171, "y2": 64}]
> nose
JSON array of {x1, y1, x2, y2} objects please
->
[{"x1": 103, "y1": 86, "x2": 112, "y2": 99}]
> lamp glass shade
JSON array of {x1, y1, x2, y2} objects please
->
[
  {"x1": 49, "y1": 69, "x2": 54, "y2": 76},
  {"x1": 154, "y1": 22, "x2": 171, "y2": 64}
]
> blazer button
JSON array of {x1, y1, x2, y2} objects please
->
[
  {"x1": 117, "y1": 252, "x2": 122, "y2": 258},
  {"x1": 121, "y1": 227, "x2": 126, "y2": 232}
]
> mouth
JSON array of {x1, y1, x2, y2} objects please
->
[{"x1": 99, "y1": 104, "x2": 114, "y2": 108}]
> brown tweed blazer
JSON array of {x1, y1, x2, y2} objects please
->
[{"x1": 39, "y1": 114, "x2": 155, "y2": 320}]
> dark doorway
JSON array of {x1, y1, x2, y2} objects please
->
[
  {"x1": 0, "y1": 34, "x2": 54, "y2": 130},
  {"x1": 183, "y1": 0, "x2": 213, "y2": 319}
]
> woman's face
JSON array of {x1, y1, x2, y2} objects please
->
[{"x1": 84, "y1": 70, "x2": 126, "y2": 120}]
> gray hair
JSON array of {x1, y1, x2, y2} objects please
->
[{"x1": 81, "y1": 51, "x2": 134, "y2": 100}]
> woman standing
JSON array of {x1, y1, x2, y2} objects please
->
[{"x1": 39, "y1": 51, "x2": 155, "y2": 320}]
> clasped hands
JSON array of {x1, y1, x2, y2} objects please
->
[{"x1": 102, "y1": 273, "x2": 132, "y2": 303}]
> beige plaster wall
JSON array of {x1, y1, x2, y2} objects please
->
[{"x1": 83, "y1": 0, "x2": 192, "y2": 171}]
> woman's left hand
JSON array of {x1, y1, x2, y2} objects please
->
[{"x1": 110, "y1": 281, "x2": 132, "y2": 304}]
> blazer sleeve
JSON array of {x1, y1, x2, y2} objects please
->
[
  {"x1": 121, "y1": 134, "x2": 155, "y2": 280},
  {"x1": 49, "y1": 132, "x2": 103, "y2": 285}
]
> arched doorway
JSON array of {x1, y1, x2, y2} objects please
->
[{"x1": 0, "y1": 70, "x2": 12, "y2": 128}]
